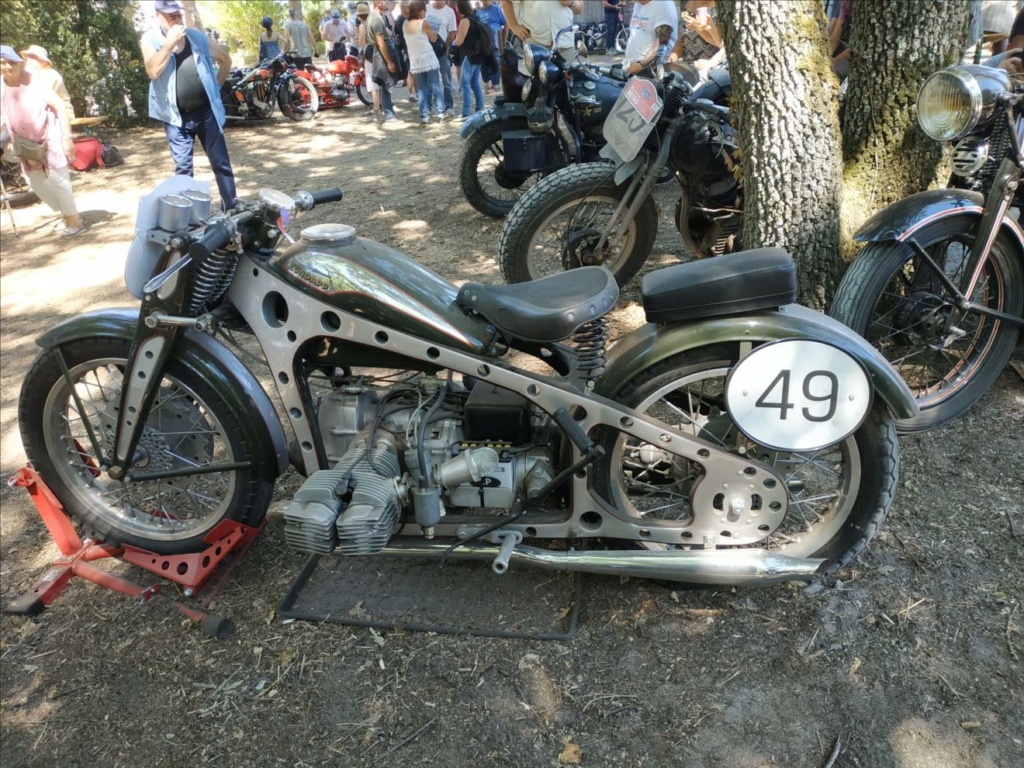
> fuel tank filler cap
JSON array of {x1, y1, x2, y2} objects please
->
[{"x1": 300, "y1": 223, "x2": 357, "y2": 246}]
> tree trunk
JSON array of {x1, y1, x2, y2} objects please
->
[
  {"x1": 840, "y1": 0, "x2": 970, "y2": 255},
  {"x1": 181, "y1": 0, "x2": 202, "y2": 30},
  {"x1": 716, "y1": 0, "x2": 843, "y2": 309}
]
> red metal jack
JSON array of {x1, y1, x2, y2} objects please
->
[{"x1": 4, "y1": 467, "x2": 264, "y2": 638}]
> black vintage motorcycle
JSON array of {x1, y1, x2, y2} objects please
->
[
  {"x1": 830, "y1": 63, "x2": 1024, "y2": 432},
  {"x1": 222, "y1": 52, "x2": 318, "y2": 122},
  {"x1": 17, "y1": 177, "x2": 916, "y2": 589},
  {"x1": 499, "y1": 69, "x2": 740, "y2": 285},
  {"x1": 457, "y1": 29, "x2": 630, "y2": 218}
]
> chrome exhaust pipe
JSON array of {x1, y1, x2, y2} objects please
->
[{"x1": 375, "y1": 539, "x2": 828, "y2": 586}]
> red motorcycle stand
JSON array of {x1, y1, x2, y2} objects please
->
[{"x1": 4, "y1": 467, "x2": 264, "y2": 638}]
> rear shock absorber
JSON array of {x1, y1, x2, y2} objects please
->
[{"x1": 572, "y1": 316, "x2": 610, "y2": 388}]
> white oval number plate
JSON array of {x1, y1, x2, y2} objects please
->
[{"x1": 725, "y1": 340, "x2": 872, "y2": 452}]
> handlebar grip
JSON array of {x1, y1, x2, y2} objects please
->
[
  {"x1": 310, "y1": 188, "x2": 344, "y2": 206},
  {"x1": 187, "y1": 220, "x2": 232, "y2": 262}
]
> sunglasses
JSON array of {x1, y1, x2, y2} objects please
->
[{"x1": 160, "y1": 12, "x2": 183, "y2": 22}]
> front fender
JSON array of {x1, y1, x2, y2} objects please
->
[
  {"x1": 596, "y1": 304, "x2": 918, "y2": 420},
  {"x1": 853, "y1": 188, "x2": 1024, "y2": 251},
  {"x1": 458, "y1": 103, "x2": 529, "y2": 139},
  {"x1": 38, "y1": 308, "x2": 288, "y2": 481}
]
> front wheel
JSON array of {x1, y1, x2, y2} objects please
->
[
  {"x1": 829, "y1": 217, "x2": 1024, "y2": 432},
  {"x1": 498, "y1": 163, "x2": 658, "y2": 285},
  {"x1": 458, "y1": 120, "x2": 562, "y2": 218},
  {"x1": 615, "y1": 27, "x2": 629, "y2": 54},
  {"x1": 18, "y1": 337, "x2": 274, "y2": 554},
  {"x1": 593, "y1": 343, "x2": 900, "y2": 580},
  {"x1": 279, "y1": 78, "x2": 319, "y2": 120}
]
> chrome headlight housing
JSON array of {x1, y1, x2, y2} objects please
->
[
  {"x1": 524, "y1": 43, "x2": 549, "y2": 77},
  {"x1": 538, "y1": 61, "x2": 559, "y2": 86},
  {"x1": 916, "y1": 65, "x2": 1009, "y2": 142}
]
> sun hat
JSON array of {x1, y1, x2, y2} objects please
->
[
  {"x1": 20, "y1": 44, "x2": 50, "y2": 64},
  {"x1": 0, "y1": 44, "x2": 24, "y2": 63},
  {"x1": 262, "y1": 16, "x2": 273, "y2": 28},
  {"x1": 356, "y1": 2, "x2": 370, "y2": 17},
  {"x1": 331, "y1": 9, "x2": 341, "y2": 19},
  {"x1": 154, "y1": 0, "x2": 184, "y2": 15}
]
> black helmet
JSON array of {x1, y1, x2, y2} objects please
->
[{"x1": 261, "y1": 16, "x2": 273, "y2": 28}]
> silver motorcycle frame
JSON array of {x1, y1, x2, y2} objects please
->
[{"x1": 225, "y1": 256, "x2": 794, "y2": 547}]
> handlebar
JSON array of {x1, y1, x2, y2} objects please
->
[{"x1": 310, "y1": 187, "x2": 343, "y2": 205}]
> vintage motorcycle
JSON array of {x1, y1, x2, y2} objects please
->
[
  {"x1": 17, "y1": 178, "x2": 915, "y2": 589},
  {"x1": 222, "y1": 53, "x2": 318, "y2": 122},
  {"x1": 499, "y1": 69, "x2": 741, "y2": 285},
  {"x1": 291, "y1": 53, "x2": 372, "y2": 110},
  {"x1": 457, "y1": 29, "x2": 629, "y2": 218},
  {"x1": 830, "y1": 63, "x2": 1024, "y2": 432}
]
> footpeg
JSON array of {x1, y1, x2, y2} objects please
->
[{"x1": 489, "y1": 531, "x2": 523, "y2": 575}]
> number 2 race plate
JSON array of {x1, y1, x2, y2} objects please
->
[{"x1": 725, "y1": 340, "x2": 872, "y2": 453}]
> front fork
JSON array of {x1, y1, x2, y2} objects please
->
[
  {"x1": 595, "y1": 116, "x2": 681, "y2": 253},
  {"x1": 907, "y1": 156, "x2": 1024, "y2": 331}
]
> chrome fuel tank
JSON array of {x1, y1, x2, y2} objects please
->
[{"x1": 267, "y1": 224, "x2": 493, "y2": 353}]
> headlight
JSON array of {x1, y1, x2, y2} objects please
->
[
  {"x1": 539, "y1": 61, "x2": 559, "y2": 85},
  {"x1": 917, "y1": 65, "x2": 1008, "y2": 142},
  {"x1": 525, "y1": 43, "x2": 549, "y2": 77}
]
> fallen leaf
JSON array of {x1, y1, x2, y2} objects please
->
[
  {"x1": 849, "y1": 657, "x2": 862, "y2": 677},
  {"x1": 557, "y1": 742, "x2": 582, "y2": 764},
  {"x1": 280, "y1": 650, "x2": 295, "y2": 665}
]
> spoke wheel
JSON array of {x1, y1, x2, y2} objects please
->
[
  {"x1": 499, "y1": 163, "x2": 657, "y2": 284},
  {"x1": 19, "y1": 338, "x2": 273, "y2": 554},
  {"x1": 594, "y1": 343, "x2": 899, "y2": 578},
  {"x1": 830, "y1": 217, "x2": 1023, "y2": 432}
]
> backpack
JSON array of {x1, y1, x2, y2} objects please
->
[
  {"x1": 101, "y1": 143, "x2": 124, "y2": 168},
  {"x1": 465, "y1": 16, "x2": 495, "y2": 62}
]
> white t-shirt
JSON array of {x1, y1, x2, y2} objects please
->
[
  {"x1": 514, "y1": 0, "x2": 575, "y2": 50},
  {"x1": 321, "y1": 19, "x2": 349, "y2": 44},
  {"x1": 425, "y1": 3, "x2": 458, "y2": 43},
  {"x1": 623, "y1": 0, "x2": 678, "y2": 67}
]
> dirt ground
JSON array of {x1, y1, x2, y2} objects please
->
[{"x1": 1, "y1": 84, "x2": 1023, "y2": 768}]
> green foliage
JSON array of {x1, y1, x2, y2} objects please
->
[
  {"x1": 0, "y1": 0, "x2": 149, "y2": 127},
  {"x1": 198, "y1": 0, "x2": 338, "y2": 64}
]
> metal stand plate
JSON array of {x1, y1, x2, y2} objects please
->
[{"x1": 278, "y1": 553, "x2": 584, "y2": 640}]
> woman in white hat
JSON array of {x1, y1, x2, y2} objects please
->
[{"x1": 20, "y1": 45, "x2": 74, "y2": 119}]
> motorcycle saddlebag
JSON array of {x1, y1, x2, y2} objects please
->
[{"x1": 501, "y1": 130, "x2": 548, "y2": 173}]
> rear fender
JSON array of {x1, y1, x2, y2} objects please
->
[
  {"x1": 596, "y1": 304, "x2": 918, "y2": 420},
  {"x1": 37, "y1": 308, "x2": 288, "y2": 481}
]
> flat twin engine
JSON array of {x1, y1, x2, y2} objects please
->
[{"x1": 283, "y1": 379, "x2": 555, "y2": 556}]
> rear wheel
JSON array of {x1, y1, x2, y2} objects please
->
[
  {"x1": 279, "y1": 78, "x2": 319, "y2": 120},
  {"x1": 498, "y1": 163, "x2": 657, "y2": 284},
  {"x1": 356, "y1": 81, "x2": 372, "y2": 106},
  {"x1": 458, "y1": 120, "x2": 563, "y2": 218},
  {"x1": 830, "y1": 217, "x2": 1024, "y2": 432},
  {"x1": 19, "y1": 337, "x2": 273, "y2": 554},
  {"x1": 594, "y1": 343, "x2": 899, "y2": 579},
  {"x1": 615, "y1": 27, "x2": 629, "y2": 53}
]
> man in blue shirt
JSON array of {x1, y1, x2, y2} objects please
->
[{"x1": 140, "y1": 0, "x2": 236, "y2": 209}]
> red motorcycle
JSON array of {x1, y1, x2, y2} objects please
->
[{"x1": 292, "y1": 53, "x2": 372, "y2": 109}]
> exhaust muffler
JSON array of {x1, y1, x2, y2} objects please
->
[{"x1": 375, "y1": 539, "x2": 828, "y2": 586}]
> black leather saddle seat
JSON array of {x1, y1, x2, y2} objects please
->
[
  {"x1": 457, "y1": 266, "x2": 620, "y2": 343},
  {"x1": 642, "y1": 248, "x2": 797, "y2": 324}
]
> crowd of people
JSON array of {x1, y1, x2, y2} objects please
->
[{"x1": 5, "y1": 0, "x2": 1024, "y2": 239}]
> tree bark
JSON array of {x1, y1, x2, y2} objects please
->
[
  {"x1": 181, "y1": 0, "x2": 202, "y2": 30},
  {"x1": 716, "y1": 0, "x2": 843, "y2": 309},
  {"x1": 840, "y1": 0, "x2": 969, "y2": 254}
]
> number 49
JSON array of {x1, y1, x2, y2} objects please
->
[{"x1": 755, "y1": 369, "x2": 839, "y2": 423}]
